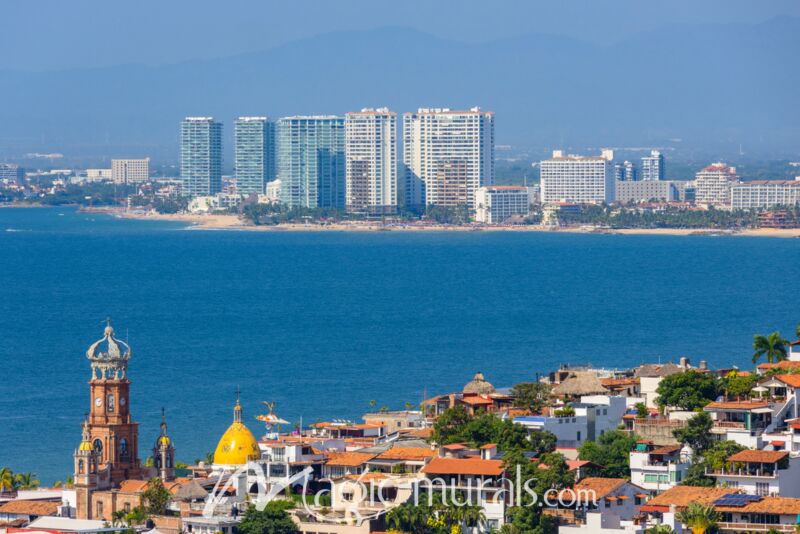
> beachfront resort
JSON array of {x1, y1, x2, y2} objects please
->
[{"x1": 3, "y1": 323, "x2": 800, "y2": 534}]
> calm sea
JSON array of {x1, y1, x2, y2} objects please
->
[{"x1": 0, "y1": 207, "x2": 798, "y2": 482}]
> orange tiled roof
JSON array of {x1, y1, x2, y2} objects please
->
[
  {"x1": 118, "y1": 479, "x2": 150, "y2": 493},
  {"x1": 560, "y1": 477, "x2": 627, "y2": 500},
  {"x1": 325, "y1": 451, "x2": 377, "y2": 467},
  {"x1": 757, "y1": 361, "x2": 800, "y2": 370},
  {"x1": 650, "y1": 445, "x2": 681, "y2": 455},
  {"x1": 704, "y1": 400, "x2": 770, "y2": 410},
  {"x1": 727, "y1": 449, "x2": 788, "y2": 463},
  {"x1": 644, "y1": 486, "x2": 730, "y2": 509},
  {"x1": 422, "y1": 457, "x2": 505, "y2": 476},
  {"x1": 376, "y1": 448, "x2": 437, "y2": 461},
  {"x1": 716, "y1": 496, "x2": 800, "y2": 515},
  {"x1": 775, "y1": 374, "x2": 800, "y2": 388},
  {"x1": 459, "y1": 396, "x2": 494, "y2": 405},
  {"x1": 600, "y1": 378, "x2": 639, "y2": 387},
  {"x1": 0, "y1": 500, "x2": 60, "y2": 516}
]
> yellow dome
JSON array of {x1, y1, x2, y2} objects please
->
[
  {"x1": 213, "y1": 400, "x2": 259, "y2": 465},
  {"x1": 158, "y1": 435, "x2": 171, "y2": 446},
  {"x1": 79, "y1": 440, "x2": 93, "y2": 451}
]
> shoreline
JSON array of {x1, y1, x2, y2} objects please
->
[{"x1": 17, "y1": 205, "x2": 800, "y2": 238}]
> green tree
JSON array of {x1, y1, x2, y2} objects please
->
[
  {"x1": 683, "y1": 440, "x2": 744, "y2": 487},
  {"x1": 511, "y1": 382, "x2": 551, "y2": 413},
  {"x1": 646, "y1": 525, "x2": 676, "y2": 534},
  {"x1": 656, "y1": 370, "x2": 719, "y2": 411},
  {"x1": 141, "y1": 477, "x2": 172, "y2": 515},
  {"x1": 578, "y1": 430, "x2": 638, "y2": 478},
  {"x1": 431, "y1": 406, "x2": 473, "y2": 445},
  {"x1": 635, "y1": 402, "x2": 648, "y2": 419},
  {"x1": 673, "y1": 412, "x2": 713, "y2": 453},
  {"x1": 237, "y1": 502, "x2": 299, "y2": 534},
  {"x1": 723, "y1": 371, "x2": 756, "y2": 399},
  {"x1": 0, "y1": 467, "x2": 16, "y2": 492},
  {"x1": 676, "y1": 502, "x2": 720, "y2": 534},
  {"x1": 752, "y1": 332, "x2": 789, "y2": 364},
  {"x1": 13, "y1": 472, "x2": 40, "y2": 490}
]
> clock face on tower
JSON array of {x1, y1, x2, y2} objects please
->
[{"x1": 95, "y1": 397, "x2": 102, "y2": 407}]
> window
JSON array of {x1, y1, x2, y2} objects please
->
[
  {"x1": 617, "y1": 499, "x2": 623, "y2": 506},
  {"x1": 107, "y1": 394, "x2": 115, "y2": 413},
  {"x1": 605, "y1": 499, "x2": 611, "y2": 508},
  {"x1": 756, "y1": 482, "x2": 769, "y2": 496},
  {"x1": 96, "y1": 501, "x2": 103, "y2": 518},
  {"x1": 577, "y1": 431, "x2": 581, "y2": 441},
  {"x1": 635, "y1": 496, "x2": 642, "y2": 505},
  {"x1": 93, "y1": 439, "x2": 103, "y2": 453}
]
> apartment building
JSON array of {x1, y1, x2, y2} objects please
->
[
  {"x1": 641, "y1": 151, "x2": 665, "y2": 181},
  {"x1": 234, "y1": 117, "x2": 275, "y2": 195},
  {"x1": 277, "y1": 116, "x2": 345, "y2": 209},
  {"x1": 615, "y1": 180, "x2": 678, "y2": 203},
  {"x1": 694, "y1": 162, "x2": 738, "y2": 207},
  {"x1": 540, "y1": 150, "x2": 615, "y2": 204},
  {"x1": 731, "y1": 179, "x2": 800, "y2": 210},
  {"x1": 402, "y1": 107, "x2": 494, "y2": 210},
  {"x1": 474, "y1": 185, "x2": 536, "y2": 223},
  {"x1": 111, "y1": 159, "x2": 149, "y2": 184},
  {"x1": 180, "y1": 117, "x2": 222, "y2": 197},
  {"x1": 344, "y1": 108, "x2": 397, "y2": 214}
]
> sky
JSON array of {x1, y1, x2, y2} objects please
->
[{"x1": 3, "y1": 0, "x2": 800, "y2": 71}]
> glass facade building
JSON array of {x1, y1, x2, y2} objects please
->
[
  {"x1": 277, "y1": 116, "x2": 345, "y2": 209},
  {"x1": 234, "y1": 117, "x2": 275, "y2": 195},
  {"x1": 180, "y1": 117, "x2": 222, "y2": 197}
]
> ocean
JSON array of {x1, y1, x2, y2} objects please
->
[{"x1": 0, "y1": 207, "x2": 798, "y2": 483}]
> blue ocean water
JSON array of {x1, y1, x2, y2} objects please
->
[{"x1": 0, "y1": 207, "x2": 798, "y2": 483}]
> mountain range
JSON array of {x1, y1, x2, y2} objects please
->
[{"x1": 1, "y1": 17, "x2": 798, "y2": 161}]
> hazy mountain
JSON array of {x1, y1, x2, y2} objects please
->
[{"x1": 1, "y1": 17, "x2": 797, "y2": 160}]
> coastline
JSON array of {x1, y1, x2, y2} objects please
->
[{"x1": 70, "y1": 207, "x2": 800, "y2": 237}]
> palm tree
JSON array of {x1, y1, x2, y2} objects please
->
[
  {"x1": 111, "y1": 510, "x2": 127, "y2": 527},
  {"x1": 0, "y1": 468, "x2": 16, "y2": 493},
  {"x1": 752, "y1": 332, "x2": 790, "y2": 364},
  {"x1": 14, "y1": 472, "x2": 40, "y2": 490},
  {"x1": 647, "y1": 525, "x2": 676, "y2": 534},
  {"x1": 676, "y1": 502, "x2": 721, "y2": 534}
]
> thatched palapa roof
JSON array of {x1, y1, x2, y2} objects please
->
[{"x1": 551, "y1": 372, "x2": 609, "y2": 397}]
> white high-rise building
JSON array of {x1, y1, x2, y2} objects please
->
[
  {"x1": 540, "y1": 150, "x2": 615, "y2": 204},
  {"x1": 475, "y1": 186, "x2": 536, "y2": 224},
  {"x1": 641, "y1": 150, "x2": 665, "y2": 181},
  {"x1": 234, "y1": 117, "x2": 275, "y2": 195},
  {"x1": 345, "y1": 108, "x2": 397, "y2": 214},
  {"x1": 112, "y1": 159, "x2": 150, "y2": 184},
  {"x1": 694, "y1": 162, "x2": 738, "y2": 207},
  {"x1": 402, "y1": 107, "x2": 494, "y2": 210},
  {"x1": 731, "y1": 179, "x2": 800, "y2": 210}
]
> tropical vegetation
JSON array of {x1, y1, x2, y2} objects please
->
[{"x1": 676, "y1": 502, "x2": 721, "y2": 534}]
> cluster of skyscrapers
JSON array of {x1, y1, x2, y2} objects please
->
[{"x1": 179, "y1": 107, "x2": 495, "y2": 213}]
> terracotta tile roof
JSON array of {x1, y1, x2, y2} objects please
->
[
  {"x1": 704, "y1": 400, "x2": 770, "y2": 410},
  {"x1": 0, "y1": 500, "x2": 60, "y2": 516},
  {"x1": 325, "y1": 452, "x2": 377, "y2": 467},
  {"x1": 775, "y1": 374, "x2": 800, "y2": 388},
  {"x1": 442, "y1": 444, "x2": 467, "y2": 450},
  {"x1": 644, "y1": 486, "x2": 730, "y2": 509},
  {"x1": 345, "y1": 472, "x2": 389, "y2": 482},
  {"x1": 375, "y1": 447, "x2": 437, "y2": 461},
  {"x1": 398, "y1": 427, "x2": 433, "y2": 439},
  {"x1": 422, "y1": 457, "x2": 505, "y2": 476},
  {"x1": 560, "y1": 477, "x2": 628, "y2": 500},
  {"x1": 459, "y1": 396, "x2": 494, "y2": 405},
  {"x1": 118, "y1": 479, "x2": 150, "y2": 493},
  {"x1": 565, "y1": 460, "x2": 595, "y2": 470},
  {"x1": 757, "y1": 361, "x2": 800, "y2": 370},
  {"x1": 727, "y1": 449, "x2": 788, "y2": 463},
  {"x1": 479, "y1": 443, "x2": 497, "y2": 449},
  {"x1": 600, "y1": 378, "x2": 639, "y2": 387},
  {"x1": 650, "y1": 445, "x2": 681, "y2": 455},
  {"x1": 716, "y1": 496, "x2": 800, "y2": 515}
]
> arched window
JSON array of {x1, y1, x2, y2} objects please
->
[
  {"x1": 93, "y1": 439, "x2": 103, "y2": 453},
  {"x1": 119, "y1": 438, "x2": 128, "y2": 460},
  {"x1": 107, "y1": 394, "x2": 115, "y2": 413},
  {"x1": 78, "y1": 459, "x2": 85, "y2": 474}
]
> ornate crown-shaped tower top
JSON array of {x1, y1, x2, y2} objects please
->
[{"x1": 86, "y1": 319, "x2": 131, "y2": 380}]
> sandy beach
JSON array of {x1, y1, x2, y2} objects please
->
[{"x1": 88, "y1": 208, "x2": 800, "y2": 237}]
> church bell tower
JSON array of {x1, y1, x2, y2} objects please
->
[{"x1": 78, "y1": 321, "x2": 143, "y2": 487}]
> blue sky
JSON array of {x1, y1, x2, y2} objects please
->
[{"x1": 3, "y1": 0, "x2": 799, "y2": 71}]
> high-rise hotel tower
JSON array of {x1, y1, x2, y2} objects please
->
[
  {"x1": 402, "y1": 107, "x2": 494, "y2": 210},
  {"x1": 234, "y1": 117, "x2": 275, "y2": 195},
  {"x1": 180, "y1": 117, "x2": 222, "y2": 197},
  {"x1": 277, "y1": 116, "x2": 345, "y2": 209},
  {"x1": 344, "y1": 108, "x2": 397, "y2": 215}
]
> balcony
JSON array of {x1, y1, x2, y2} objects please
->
[
  {"x1": 706, "y1": 467, "x2": 778, "y2": 478},
  {"x1": 718, "y1": 523, "x2": 794, "y2": 532}
]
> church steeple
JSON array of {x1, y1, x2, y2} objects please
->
[
  {"x1": 152, "y1": 408, "x2": 175, "y2": 481},
  {"x1": 79, "y1": 321, "x2": 142, "y2": 489}
]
